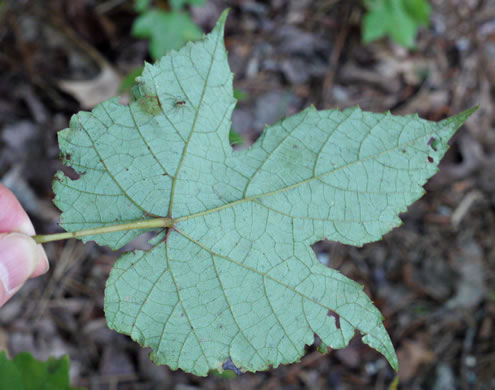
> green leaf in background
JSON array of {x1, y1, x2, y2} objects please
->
[
  {"x1": 132, "y1": 9, "x2": 203, "y2": 60},
  {"x1": 119, "y1": 66, "x2": 144, "y2": 93},
  {"x1": 233, "y1": 87, "x2": 248, "y2": 102},
  {"x1": 404, "y1": 0, "x2": 431, "y2": 24},
  {"x1": 53, "y1": 10, "x2": 475, "y2": 376},
  {"x1": 170, "y1": 0, "x2": 206, "y2": 11},
  {"x1": 229, "y1": 128, "x2": 243, "y2": 145},
  {"x1": 134, "y1": 0, "x2": 152, "y2": 13},
  {"x1": 0, "y1": 351, "x2": 81, "y2": 390},
  {"x1": 362, "y1": 0, "x2": 431, "y2": 48}
]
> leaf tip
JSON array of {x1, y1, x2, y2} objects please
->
[
  {"x1": 214, "y1": 8, "x2": 230, "y2": 35},
  {"x1": 218, "y1": 8, "x2": 230, "y2": 24},
  {"x1": 441, "y1": 106, "x2": 479, "y2": 129}
]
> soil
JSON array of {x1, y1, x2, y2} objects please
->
[{"x1": 0, "y1": 0, "x2": 494, "y2": 389}]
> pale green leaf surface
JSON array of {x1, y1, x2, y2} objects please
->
[{"x1": 53, "y1": 11, "x2": 475, "y2": 376}]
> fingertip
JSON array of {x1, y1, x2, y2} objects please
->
[
  {"x1": 0, "y1": 184, "x2": 35, "y2": 235},
  {"x1": 0, "y1": 233, "x2": 42, "y2": 307}
]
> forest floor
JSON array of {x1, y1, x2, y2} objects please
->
[{"x1": 0, "y1": 0, "x2": 494, "y2": 389}]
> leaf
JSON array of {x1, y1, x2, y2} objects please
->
[
  {"x1": 58, "y1": 64, "x2": 121, "y2": 109},
  {"x1": 0, "y1": 351, "x2": 82, "y2": 390},
  {"x1": 363, "y1": 0, "x2": 431, "y2": 48},
  {"x1": 53, "y1": 10, "x2": 476, "y2": 376},
  {"x1": 169, "y1": 0, "x2": 206, "y2": 10},
  {"x1": 404, "y1": 0, "x2": 431, "y2": 24},
  {"x1": 229, "y1": 128, "x2": 243, "y2": 145},
  {"x1": 119, "y1": 66, "x2": 144, "y2": 93},
  {"x1": 132, "y1": 9, "x2": 203, "y2": 60},
  {"x1": 233, "y1": 87, "x2": 248, "y2": 102},
  {"x1": 134, "y1": 0, "x2": 152, "y2": 13}
]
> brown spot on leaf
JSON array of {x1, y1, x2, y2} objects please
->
[{"x1": 138, "y1": 95, "x2": 162, "y2": 116}]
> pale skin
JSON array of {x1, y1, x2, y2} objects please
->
[{"x1": 0, "y1": 184, "x2": 49, "y2": 307}]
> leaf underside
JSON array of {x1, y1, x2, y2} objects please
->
[{"x1": 53, "y1": 10, "x2": 476, "y2": 376}]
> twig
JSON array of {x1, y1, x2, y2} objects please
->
[{"x1": 321, "y1": 4, "x2": 351, "y2": 107}]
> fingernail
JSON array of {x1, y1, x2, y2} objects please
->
[
  {"x1": 0, "y1": 233, "x2": 39, "y2": 304},
  {"x1": 31, "y1": 246, "x2": 50, "y2": 278},
  {"x1": 39, "y1": 247, "x2": 49, "y2": 273}
]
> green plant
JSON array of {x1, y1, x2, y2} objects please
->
[
  {"x1": 33, "y1": 11, "x2": 476, "y2": 376},
  {"x1": 362, "y1": 0, "x2": 431, "y2": 48},
  {"x1": 132, "y1": 0, "x2": 205, "y2": 60},
  {"x1": 0, "y1": 351, "x2": 82, "y2": 390}
]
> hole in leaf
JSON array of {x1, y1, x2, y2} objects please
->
[
  {"x1": 427, "y1": 156, "x2": 434, "y2": 163},
  {"x1": 427, "y1": 137, "x2": 438, "y2": 151},
  {"x1": 222, "y1": 357, "x2": 242, "y2": 375},
  {"x1": 118, "y1": 231, "x2": 159, "y2": 252},
  {"x1": 59, "y1": 166, "x2": 81, "y2": 181},
  {"x1": 327, "y1": 310, "x2": 341, "y2": 329}
]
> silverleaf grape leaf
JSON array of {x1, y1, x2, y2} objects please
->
[{"x1": 53, "y1": 10, "x2": 476, "y2": 376}]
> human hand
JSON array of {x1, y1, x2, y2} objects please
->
[{"x1": 0, "y1": 184, "x2": 49, "y2": 307}]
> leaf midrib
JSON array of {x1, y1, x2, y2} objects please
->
[
  {"x1": 167, "y1": 30, "x2": 224, "y2": 217},
  {"x1": 174, "y1": 128, "x2": 432, "y2": 224}
]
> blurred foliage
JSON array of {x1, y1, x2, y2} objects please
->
[
  {"x1": 119, "y1": 65, "x2": 145, "y2": 92},
  {"x1": 229, "y1": 88, "x2": 249, "y2": 145},
  {"x1": 132, "y1": 0, "x2": 205, "y2": 60},
  {"x1": 169, "y1": 0, "x2": 205, "y2": 9},
  {"x1": 0, "y1": 351, "x2": 82, "y2": 390},
  {"x1": 209, "y1": 369, "x2": 237, "y2": 379},
  {"x1": 233, "y1": 88, "x2": 248, "y2": 102},
  {"x1": 362, "y1": 0, "x2": 431, "y2": 48},
  {"x1": 229, "y1": 128, "x2": 243, "y2": 145}
]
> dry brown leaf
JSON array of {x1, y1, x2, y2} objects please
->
[{"x1": 58, "y1": 64, "x2": 120, "y2": 109}]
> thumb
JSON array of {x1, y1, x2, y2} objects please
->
[{"x1": 0, "y1": 233, "x2": 48, "y2": 306}]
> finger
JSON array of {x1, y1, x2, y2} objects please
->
[
  {"x1": 0, "y1": 183, "x2": 35, "y2": 235},
  {"x1": 0, "y1": 184, "x2": 49, "y2": 281},
  {"x1": 0, "y1": 233, "x2": 48, "y2": 306}
]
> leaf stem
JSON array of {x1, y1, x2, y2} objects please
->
[{"x1": 33, "y1": 218, "x2": 174, "y2": 244}]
